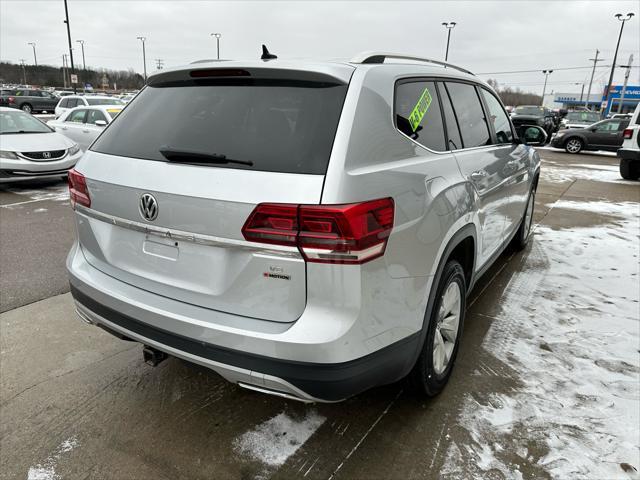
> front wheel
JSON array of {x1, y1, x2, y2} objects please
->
[
  {"x1": 408, "y1": 260, "x2": 466, "y2": 397},
  {"x1": 21, "y1": 103, "x2": 33, "y2": 114},
  {"x1": 620, "y1": 159, "x2": 640, "y2": 180},
  {"x1": 565, "y1": 137, "x2": 583, "y2": 154}
]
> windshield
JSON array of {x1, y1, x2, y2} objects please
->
[
  {"x1": 0, "y1": 110, "x2": 52, "y2": 134},
  {"x1": 514, "y1": 106, "x2": 545, "y2": 116},
  {"x1": 566, "y1": 112, "x2": 600, "y2": 123},
  {"x1": 87, "y1": 98, "x2": 125, "y2": 106},
  {"x1": 91, "y1": 78, "x2": 348, "y2": 174}
]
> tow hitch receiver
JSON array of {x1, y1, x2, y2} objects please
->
[{"x1": 143, "y1": 345, "x2": 168, "y2": 366}]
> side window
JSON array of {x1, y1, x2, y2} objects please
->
[
  {"x1": 59, "y1": 98, "x2": 68, "y2": 108},
  {"x1": 67, "y1": 99, "x2": 78, "y2": 108},
  {"x1": 66, "y1": 109, "x2": 87, "y2": 123},
  {"x1": 437, "y1": 83, "x2": 463, "y2": 150},
  {"x1": 596, "y1": 120, "x2": 620, "y2": 132},
  {"x1": 395, "y1": 80, "x2": 446, "y2": 151},
  {"x1": 480, "y1": 88, "x2": 514, "y2": 144},
  {"x1": 446, "y1": 82, "x2": 491, "y2": 148},
  {"x1": 87, "y1": 110, "x2": 107, "y2": 125}
]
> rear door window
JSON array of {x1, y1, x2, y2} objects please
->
[
  {"x1": 395, "y1": 80, "x2": 446, "y2": 151},
  {"x1": 446, "y1": 82, "x2": 491, "y2": 148},
  {"x1": 480, "y1": 88, "x2": 514, "y2": 144},
  {"x1": 66, "y1": 98, "x2": 78, "y2": 108},
  {"x1": 66, "y1": 109, "x2": 87, "y2": 123},
  {"x1": 59, "y1": 98, "x2": 68, "y2": 108},
  {"x1": 91, "y1": 75, "x2": 348, "y2": 174}
]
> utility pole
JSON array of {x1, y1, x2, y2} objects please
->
[
  {"x1": 617, "y1": 54, "x2": 634, "y2": 113},
  {"x1": 28, "y1": 42, "x2": 37, "y2": 66},
  {"x1": 63, "y1": 0, "x2": 77, "y2": 93},
  {"x1": 574, "y1": 83, "x2": 585, "y2": 103},
  {"x1": 541, "y1": 70, "x2": 553, "y2": 105},
  {"x1": 76, "y1": 40, "x2": 86, "y2": 92},
  {"x1": 137, "y1": 36, "x2": 147, "y2": 82},
  {"x1": 62, "y1": 54, "x2": 67, "y2": 88},
  {"x1": 19, "y1": 59, "x2": 27, "y2": 85},
  {"x1": 603, "y1": 12, "x2": 634, "y2": 117},
  {"x1": 585, "y1": 49, "x2": 604, "y2": 110},
  {"x1": 155, "y1": 59, "x2": 164, "y2": 70},
  {"x1": 441, "y1": 22, "x2": 456, "y2": 62}
]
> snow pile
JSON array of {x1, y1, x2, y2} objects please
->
[
  {"x1": 445, "y1": 200, "x2": 640, "y2": 479},
  {"x1": 27, "y1": 436, "x2": 80, "y2": 480},
  {"x1": 234, "y1": 410, "x2": 325, "y2": 467}
]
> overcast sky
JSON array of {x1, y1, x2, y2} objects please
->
[{"x1": 1, "y1": 0, "x2": 638, "y2": 94}]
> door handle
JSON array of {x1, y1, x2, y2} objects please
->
[{"x1": 470, "y1": 170, "x2": 488, "y2": 181}]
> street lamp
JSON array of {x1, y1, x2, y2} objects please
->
[
  {"x1": 441, "y1": 22, "x2": 456, "y2": 62},
  {"x1": 76, "y1": 40, "x2": 86, "y2": 91},
  {"x1": 137, "y1": 36, "x2": 147, "y2": 82},
  {"x1": 211, "y1": 33, "x2": 222, "y2": 60},
  {"x1": 603, "y1": 12, "x2": 634, "y2": 117},
  {"x1": 541, "y1": 69, "x2": 553, "y2": 105},
  {"x1": 27, "y1": 42, "x2": 37, "y2": 66}
]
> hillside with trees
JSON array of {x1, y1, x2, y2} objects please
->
[{"x1": 486, "y1": 79, "x2": 542, "y2": 106}]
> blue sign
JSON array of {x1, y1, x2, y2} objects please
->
[{"x1": 602, "y1": 85, "x2": 640, "y2": 99}]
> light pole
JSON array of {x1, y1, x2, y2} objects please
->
[
  {"x1": 574, "y1": 82, "x2": 585, "y2": 103},
  {"x1": 76, "y1": 40, "x2": 86, "y2": 91},
  {"x1": 211, "y1": 33, "x2": 222, "y2": 60},
  {"x1": 137, "y1": 36, "x2": 147, "y2": 82},
  {"x1": 541, "y1": 70, "x2": 553, "y2": 105},
  {"x1": 28, "y1": 42, "x2": 37, "y2": 66},
  {"x1": 602, "y1": 12, "x2": 634, "y2": 117},
  {"x1": 441, "y1": 22, "x2": 456, "y2": 62},
  {"x1": 19, "y1": 59, "x2": 27, "y2": 85},
  {"x1": 585, "y1": 49, "x2": 603, "y2": 110},
  {"x1": 63, "y1": 0, "x2": 76, "y2": 93}
]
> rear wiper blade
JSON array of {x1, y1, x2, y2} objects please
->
[{"x1": 159, "y1": 146, "x2": 253, "y2": 167}]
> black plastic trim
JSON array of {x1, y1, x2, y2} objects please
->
[{"x1": 70, "y1": 285, "x2": 419, "y2": 401}]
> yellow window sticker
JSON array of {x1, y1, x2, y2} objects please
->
[{"x1": 408, "y1": 87, "x2": 433, "y2": 132}]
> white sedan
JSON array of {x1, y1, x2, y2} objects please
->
[
  {"x1": 54, "y1": 95, "x2": 125, "y2": 119},
  {"x1": 0, "y1": 107, "x2": 82, "y2": 183},
  {"x1": 48, "y1": 105, "x2": 122, "y2": 152}
]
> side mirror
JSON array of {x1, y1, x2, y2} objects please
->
[
  {"x1": 517, "y1": 125, "x2": 547, "y2": 146},
  {"x1": 94, "y1": 120, "x2": 107, "y2": 127}
]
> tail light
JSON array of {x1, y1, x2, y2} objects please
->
[
  {"x1": 623, "y1": 128, "x2": 633, "y2": 140},
  {"x1": 242, "y1": 198, "x2": 394, "y2": 264},
  {"x1": 8, "y1": 96, "x2": 15, "y2": 104},
  {"x1": 68, "y1": 168, "x2": 91, "y2": 208}
]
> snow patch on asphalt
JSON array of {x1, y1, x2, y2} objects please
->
[
  {"x1": 446, "y1": 200, "x2": 640, "y2": 479},
  {"x1": 5, "y1": 184, "x2": 69, "y2": 204},
  {"x1": 234, "y1": 411, "x2": 325, "y2": 466},
  {"x1": 27, "y1": 436, "x2": 79, "y2": 480}
]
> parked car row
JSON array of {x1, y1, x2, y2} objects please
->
[{"x1": 48, "y1": 105, "x2": 122, "y2": 151}]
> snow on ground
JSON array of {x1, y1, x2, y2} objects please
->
[
  {"x1": 234, "y1": 410, "x2": 326, "y2": 467},
  {"x1": 3, "y1": 184, "x2": 69, "y2": 205},
  {"x1": 444, "y1": 199, "x2": 640, "y2": 479},
  {"x1": 27, "y1": 436, "x2": 79, "y2": 480}
]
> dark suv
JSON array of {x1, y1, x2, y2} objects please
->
[
  {"x1": 551, "y1": 118, "x2": 630, "y2": 154},
  {"x1": 7, "y1": 89, "x2": 59, "y2": 114},
  {"x1": 511, "y1": 105, "x2": 556, "y2": 140}
]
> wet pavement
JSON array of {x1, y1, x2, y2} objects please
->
[{"x1": 0, "y1": 149, "x2": 638, "y2": 480}]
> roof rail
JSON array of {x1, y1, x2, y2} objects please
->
[{"x1": 350, "y1": 51, "x2": 474, "y2": 76}]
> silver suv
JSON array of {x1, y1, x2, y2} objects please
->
[{"x1": 67, "y1": 52, "x2": 544, "y2": 402}]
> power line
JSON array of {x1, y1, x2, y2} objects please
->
[{"x1": 477, "y1": 64, "x2": 637, "y2": 75}]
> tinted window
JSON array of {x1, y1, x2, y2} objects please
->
[
  {"x1": 481, "y1": 89, "x2": 513, "y2": 144},
  {"x1": 446, "y1": 82, "x2": 491, "y2": 148},
  {"x1": 59, "y1": 98, "x2": 68, "y2": 108},
  {"x1": 66, "y1": 109, "x2": 87, "y2": 123},
  {"x1": 87, "y1": 110, "x2": 107, "y2": 125},
  {"x1": 67, "y1": 98, "x2": 78, "y2": 108},
  {"x1": 395, "y1": 81, "x2": 446, "y2": 151},
  {"x1": 92, "y1": 79, "x2": 348, "y2": 174},
  {"x1": 438, "y1": 83, "x2": 463, "y2": 150}
]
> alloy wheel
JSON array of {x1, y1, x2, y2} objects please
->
[
  {"x1": 566, "y1": 139, "x2": 582, "y2": 153},
  {"x1": 433, "y1": 281, "x2": 462, "y2": 375}
]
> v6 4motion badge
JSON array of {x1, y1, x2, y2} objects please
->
[{"x1": 263, "y1": 265, "x2": 291, "y2": 281}]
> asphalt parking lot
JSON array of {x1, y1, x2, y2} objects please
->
[{"x1": 1, "y1": 149, "x2": 639, "y2": 480}]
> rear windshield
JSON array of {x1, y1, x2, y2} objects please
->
[
  {"x1": 91, "y1": 79, "x2": 348, "y2": 174},
  {"x1": 514, "y1": 106, "x2": 545, "y2": 116}
]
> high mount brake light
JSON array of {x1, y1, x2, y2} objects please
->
[
  {"x1": 68, "y1": 168, "x2": 91, "y2": 209},
  {"x1": 242, "y1": 198, "x2": 395, "y2": 264}
]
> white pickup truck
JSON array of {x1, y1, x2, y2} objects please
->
[{"x1": 617, "y1": 103, "x2": 640, "y2": 180}]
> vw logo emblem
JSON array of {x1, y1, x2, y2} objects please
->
[
  {"x1": 42, "y1": 151, "x2": 51, "y2": 159},
  {"x1": 139, "y1": 193, "x2": 158, "y2": 221}
]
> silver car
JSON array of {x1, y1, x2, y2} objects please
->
[
  {"x1": 0, "y1": 107, "x2": 82, "y2": 182},
  {"x1": 48, "y1": 105, "x2": 123, "y2": 152},
  {"x1": 67, "y1": 53, "x2": 544, "y2": 402}
]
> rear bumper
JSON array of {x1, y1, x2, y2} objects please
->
[
  {"x1": 67, "y1": 242, "x2": 420, "y2": 402},
  {"x1": 617, "y1": 148, "x2": 640, "y2": 161}
]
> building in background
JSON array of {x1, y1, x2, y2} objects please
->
[{"x1": 543, "y1": 92, "x2": 602, "y2": 110}]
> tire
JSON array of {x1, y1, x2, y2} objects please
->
[
  {"x1": 564, "y1": 137, "x2": 583, "y2": 154},
  {"x1": 511, "y1": 187, "x2": 536, "y2": 250},
  {"x1": 408, "y1": 260, "x2": 466, "y2": 397},
  {"x1": 620, "y1": 158, "x2": 640, "y2": 180},
  {"x1": 20, "y1": 103, "x2": 33, "y2": 114}
]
